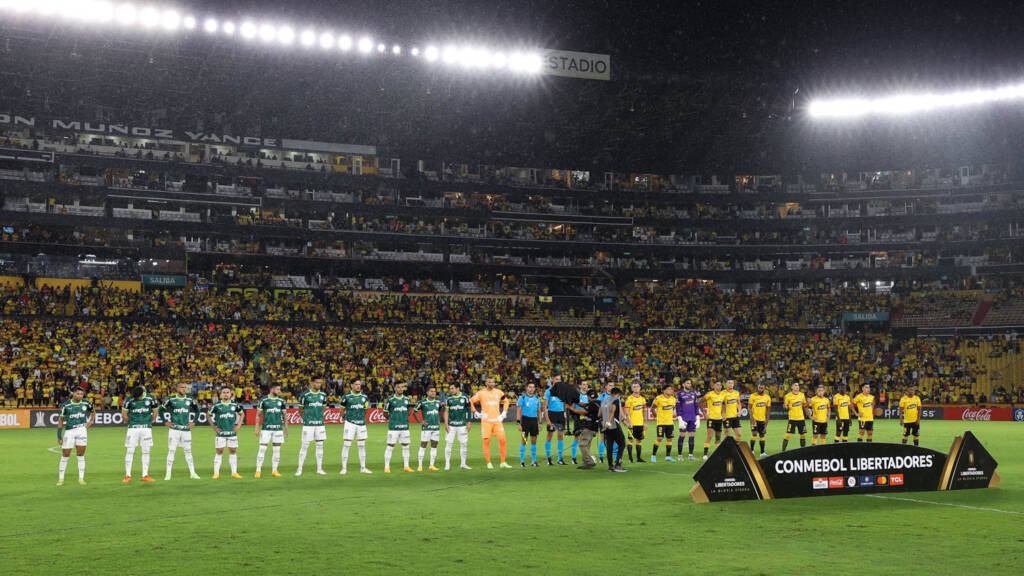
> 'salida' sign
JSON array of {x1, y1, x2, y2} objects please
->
[{"x1": 691, "y1": 431, "x2": 999, "y2": 502}]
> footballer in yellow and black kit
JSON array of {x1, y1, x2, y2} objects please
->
[
  {"x1": 781, "y1": 382, "x2": 807, "y2": 451},
  {"x1": 650, "y1": 386, "x2": 677, "y2": 461},
  {"x1": 832, "y1": 387, "x2": 852, "y2": 443},
  {"x1": 852, "y1": 384, "x2": 875, "y2": 441},
  {"x1": 899, "y1": 385, "x2": 922, "y2": 446},
  {"x1": 808, "y1": 387, "x2": 831, "y2": 445},
  {"x1": 701, "y1": 381, "x2": 726, "y2": 458},
  {"x1": 747, "y1": 383, "x2": 771, "y2": 456},
  {"x1": 722, "y1": 379, "x2": 743, "y2": 441},
  {"x1": 623, "y1": 383, "x2": 648, "y2": 462}
]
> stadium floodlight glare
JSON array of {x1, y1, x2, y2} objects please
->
[
  {"x1": 469, "y1": 48, "x2": 491, "y2": 68},
  {"x1": 63, "y1": 1, "x2": 93, "y2": 21},
  {"x1": 808, "y1": 82, "x2": 1024, "y2": 119},
  {"x1": 5, "y1": 5, "x2": 553, "y2": 77},
  {"x1": 442, "y1": 45, "x2": 458, "y2": 65},
  {"x1": 277, "y1": 26, "x2": 294, "y2": 45},
  {"x1": 139, "y1": 6, "x2": 160, "y2": 28},
  {"x1": 87, "y1": 1, "x2": 116, "y2": 23},
  {"x1": 35, "y1": 0, "x2": 59, "y2": 16},
  {"x1": 160, "y1": 10, "x2": 180, "y2": 31},
  {"x1": 507, "y1": 52, "x2": 542, "y2": 74},
  {"x1": 258, "y1": 23, "x2": 276, "y2": 43},
  {"x1": 239, "y1": 21, "x2": 256, "y2": 40},
  {"x1": 114, "y1": 3, "x2": 136, "y2": 26}
]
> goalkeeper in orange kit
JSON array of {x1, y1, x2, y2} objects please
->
[{"x1": 470, "y1": 377, "x2": 513, "y2": 469}]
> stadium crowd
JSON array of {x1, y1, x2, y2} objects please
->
[
  {"x1": 5, "y1": 280, "x2": 1024, "y2": 330},
  {"x1": 2, "y1": 309, "x2": 1020, "y2": 413}
]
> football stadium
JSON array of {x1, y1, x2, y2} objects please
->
[{"x1": 1, "y1": 1, "x2": 1023, "y2": 574}]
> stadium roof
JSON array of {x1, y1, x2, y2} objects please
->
[{"x1": 4, "y1": 0, "x2": 1024, "y2": 173}]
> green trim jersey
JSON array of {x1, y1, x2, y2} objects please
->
[
  {"x1": 162, "y1": 395, "x2": 199, "y2": 431},
  {"x1": 209, "y1": 401, "x2": 244, "y2": 437},
  {"x1": 383, "y1": 396, "x2": 411, "y2": 431},
  {"x1": 299, "y1": 390, "x2": 328, "y2": 426},
  {"x1": 123, "y1": 395, "x2": 159, "y2": 427},
  {"x1": 445, "y1": 394, "x2": 471, "y2": 427},
  {"x1": 257, "y1": 396, "x2": 287, "y2": 431},
  {"x1": 60, "y1": 400, "x2": 93, "y2": 430},
  {"x1": 416, "y1": 399, "x2": 441, "y2": 431},
  {"x1": 341, "y1": 392, "x2": 369, "y2": 425}
]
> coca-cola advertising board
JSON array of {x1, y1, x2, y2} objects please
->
[
  {"x1": 244, "y1": 407, "x2": 400, "y2": 426},
  {"x1": 943, "y1": 407, "x2": 1015, "y2": 422}
]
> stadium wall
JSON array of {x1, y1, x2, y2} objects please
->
[{"x1": 33, "y1": 278, "x2": 142, "y2": 292}]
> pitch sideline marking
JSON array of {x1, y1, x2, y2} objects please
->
[{"x1": 864, "y1": 494, "x2": 1024, "y2": 515}]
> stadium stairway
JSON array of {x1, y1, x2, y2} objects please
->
[{"x1": 971, "y1": 297, "x2": 993, "y2": 326}]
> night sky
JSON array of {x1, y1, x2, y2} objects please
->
[{"x1": 5, "y1": 0, "x2": 1024, "y2": 174}]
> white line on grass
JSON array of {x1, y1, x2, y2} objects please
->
[
  {"x1": 47, "y1": 446, "x2": 60, "y2": 454},
  {"x1": 626, "y1": 468, "x2": 692, "y2": 477},
  {"x1": 864, "y1": 494, "x2": 1024, "y2": 515}
]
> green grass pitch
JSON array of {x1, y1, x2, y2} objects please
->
[{"x1": 1, "y1": 420, "x2": 1022, "y2": 575}]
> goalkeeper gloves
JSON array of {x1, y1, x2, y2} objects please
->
[
  {"x1": 473, "y1": 412, "x2": 484, "y2": 420},
  {"x1": 499, "y1": 411, "x2": 507, "y2": 421}
]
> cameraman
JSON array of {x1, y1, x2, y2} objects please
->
[{"x1": 568, "y1": 387, "x2": 600, "y2": 469}]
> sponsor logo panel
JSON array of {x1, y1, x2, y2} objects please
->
[
  {"x1": 943, "y1": 407, "x2": 1014, "y2": 422},
  {"x1": 0, "y1": 409, "x2": 29, "y2": 429}
]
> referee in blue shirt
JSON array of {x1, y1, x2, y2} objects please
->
[
  {"x1": 516, "y1": 382, "x2": 543, "y2": 467},
  {"x1": 543, "y1": 375, "x2": 567, "y2": 465}
]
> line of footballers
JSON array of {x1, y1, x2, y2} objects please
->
[
  {"x1": 55, "y1": 376, "x2": 521, "y2": 485},
  {"x1": 619, "y1": 378, "x2": 924, "y2": 463},
  {"x1": 53, "y1": 375, "x2": 925, "y2": 485}
]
